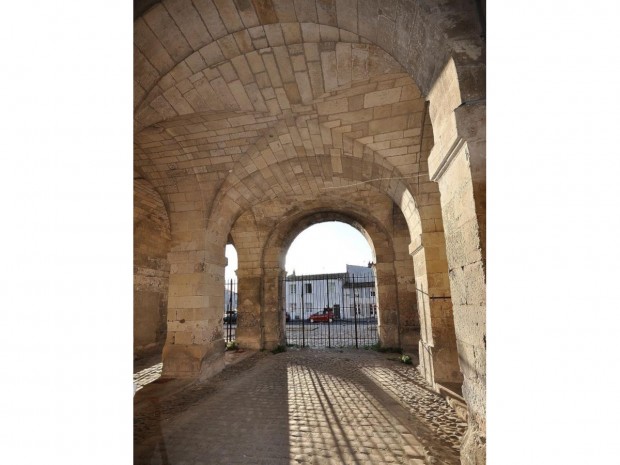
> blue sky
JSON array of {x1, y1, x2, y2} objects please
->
[{"x1": 225, "y1": 222, "x2": 373, "y2": 280}]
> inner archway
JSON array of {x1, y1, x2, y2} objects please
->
[
  {"x1": 234, "y1": 206, "x2": 418, "y2": 354},
  {"x1": 285, "y1": 221, "x2": 374, "y2": 275},
  {"x1": 225, "y1": 243, "x2": 238, "y2": 282},
  {"x1": 284, "y1": 221, "x2": 377, "y2": 348},
  {"x1": 223, "y1": 243, "x2": 239, "y2": 343}
]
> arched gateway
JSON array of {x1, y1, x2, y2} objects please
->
[{"x1": 134, "y1": 1, "x2": 485, "y2": 463}]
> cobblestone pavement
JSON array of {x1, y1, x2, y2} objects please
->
[
  {"x1": 134, "y1": 349, "x2": 465, "y2": 465},
  {"x1": 134, "y1": 362, "x2": 163, "y2": 393},
  {"x1": 285, "y1": 321, "x2": 378, "y2": 348}
]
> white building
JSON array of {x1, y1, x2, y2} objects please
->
[
  {"x1": 284, "y1": 264, "x2": 377, "y2": 321},
  {"x1": 224, "y1": 287, "x2": 237, "y2": 312}
]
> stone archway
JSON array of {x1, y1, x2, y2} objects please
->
[
  {"x1": 134, "y1": 1, "x2": 486, "y2": 462},
  {"x1": 257, "y1": 208, "x2": 405, "y2": 352}
]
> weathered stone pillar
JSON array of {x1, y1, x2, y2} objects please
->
[
  {"x1": 235, "y1": 268, "x2": 263, "y2": 350},
  {"x1": 410, "y1": 234, "x2": 463, "y2": 387},
  {"x1": 161, "y1": 227, "x2": 225, "y2": 380},
  {"x1": 429, "y1": 98, "x2": 486, "y2": 465},
  {"x1": 393, "y1": 213, "x2": 419, "y2": 353},
  {"x1": 134, "y1": 179, "x2": 171, "y2": 358},
  {"x1": 375, "y1": 263, "x2": 399, "y2": 349},
  {"x1": 262, "y1": 267, "x2": 286, "y2": 350}
]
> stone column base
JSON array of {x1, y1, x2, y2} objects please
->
[
  {"x1": 161, "y1": 339, "x2": 225, "y2": 380},
  {"x1": 399, "y1": 327, "x2": 420, "y2": 353},
  {"x1": 460, "y1": 421, "x2": 486, "y2": 465},
  {"x1": 418, "y1": 338, "x2": 464, "y2": 389},
  {"x1": 379, "y1": 323, "x2": 399, "y2": 349},
  {"x1": 263, "y1": 340, "x2": 282, "y2": 351},
  {"x1": 235, "y1": 334, "x2": 262, "y2": 350}
]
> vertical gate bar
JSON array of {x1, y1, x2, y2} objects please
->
[
  {"x1": 284, "y1": 276, "x2": 288, "y2": 345},
  {"x1": 228, "y1": 278, "x2": 234, "y2": 341},
  {"x1": 225, "y1": 279, "x2": 229, "y2": 342},
  {"x1": 326, "y1": 274, "x2": 331, "y2": 348},
  {"x1": 230, "y1": 279, "x2": 233, "y2": 342},
  {"x1": 226, "y1": 283, "x2": 231, "y2": 341},
  {"x1": 353, "y1": 273, "x2": 358, "y2": 348},
  {"x1": 228, "y1": 279, "x2": 230, "y2": 342},
  {"x1": 231, "y1": 279, "x2": 234, "y2": 342},
  {"x1": 342, "y1": 275, "x2": 347, "y2": 345},
  {"x1": 301, "y1": 276, "x2": 305, "y2": 348},
  {"x1": 224, "y1": 281, "x2": 230, "y2": 342},
  {"x1": 225, "y1": 280, "x2": 228, "y2": 342}
]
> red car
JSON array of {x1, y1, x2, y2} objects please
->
[{"x1": 309, "y1": 309, "x2": 334, "y2": 323}]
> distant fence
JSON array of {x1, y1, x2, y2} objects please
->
[
  {"x1": 224, "y1": 279, "x2": 237, "y2": 343},
  {"x1": 283, "y1": 273, "x2": 379, "y2": 348}
]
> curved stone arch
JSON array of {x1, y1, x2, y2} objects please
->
[
  {"x1": 135, "y1": 23, "x2": 365, "y2": 111},
  {"x1": 135, "y1": 37, "x2": 404, "y2": 132},
  {"x1": 136, "y1": 35, "x2": 433, "y2": 241},
  {"x1": 134, "y1": 0, "x2": 484, "y2": 109},
  {"x1": 211, "y1": 129, "x2": 463, "y2": 389},
  {"x1": 201, "y1": 79, "x2": 435, "y2": 244},
  {"x1": 134, "y1": 164, "x2": 172, "y2": 218},
  {"x1": 256, "y1": 204, "x2": 405, "y2": 351},
  {"x1": 134, "y1": 126, "x2": 209, "y2": 235},
  {"x1": 208, "y1": 157, "x2": 414, "y2": 236},
  {"x1": 134, "y1": 174, "x2": 173, "y2": 231},
  {"x1": 263, "y1": 209, "x2": 389, "y2": 270},
  {"x1": 206, "y1": 139, "x2": 424, "y2": 245}
]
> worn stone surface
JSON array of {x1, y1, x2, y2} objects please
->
[
  {"x1": 134, "y1": 178, "x2": 171, "y2": 357},
  {"x1": 134, "y1": 349, "x2": 465, "y2": 465},
  {"x1": 134, "y1": 0, "x2": 486, "y2": 462},
  {"x1": 231, "y1": 198, "x2": 419, "y2": 352},
  {"x1": 427, "y1": 65, "x2": 486, "y2": 465}
]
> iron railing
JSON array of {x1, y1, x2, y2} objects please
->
[
  {"x1": 224, "y1": 279, "x2": 237, "y2": 343},
  {"x1": 283, "y1": 272, "x2": 378, "y2": 348}
]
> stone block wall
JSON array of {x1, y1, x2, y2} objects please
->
[
  {"x1": 134, "y1": 179, "x2": 171, "y2": 358},
  {"x1": 428, "y1": 60, "x2": 486, "y2": 465},
  {"x1": 229, "y1": 194, "x2": 420, "y2": 352}
]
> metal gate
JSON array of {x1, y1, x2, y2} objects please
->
[
  {"x1": 224, "y1": 279, "x2": 237, "y2": 343},
  {"x1": 283, "y1": 272, "x2": 378, "y2": 348}
]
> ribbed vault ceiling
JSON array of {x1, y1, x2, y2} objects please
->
[{"x1": 134, "y1": 0, "x2": 437, "y2": 233}]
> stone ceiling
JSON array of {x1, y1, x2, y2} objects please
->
[{"x1": 134, "y1": 1, "x2": 444, "y2": 239}]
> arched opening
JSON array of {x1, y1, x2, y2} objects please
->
[
  {"x1": 225, "y1": 243, "x2": 238, "y2": 281},
  {"x1": 243, "y1": 207, "x2": 418, "y2": 354},
  {"x1": 285, "y1": 221, "x2": 374, "y2": 275},
  {"x1": 223, "y1": 243, "x2": 239, "y2": 344},
  {"x1": 283, "y1": 221, "x2": 378, "y2": 348}
]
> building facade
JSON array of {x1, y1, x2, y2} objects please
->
[{"x1": 285, "y1": 264, "x2": 376, "y2": 320}]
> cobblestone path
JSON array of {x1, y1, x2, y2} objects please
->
[
  {"x1": 134, "y1": 349, "x2": 465, "y2": 465},
  {"x1": 134, "y1": 362, "x2": 163, "y2": 393}
]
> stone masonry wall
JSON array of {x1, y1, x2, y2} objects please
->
[
  {"x1": 428, "y1": 60, "x2": 486, "y2": 465},
  {"x1": 134, "y1": 179, "x2": 171, "y2": 357},
  {"x1": 230, "y1": 193, "x2": 420, "y2": 352}
]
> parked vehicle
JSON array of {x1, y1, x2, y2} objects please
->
[
  {"x1": 223, "y1": 310, "x2": 237, "y2": 324},
  {"x1": 309, "y1": 308, "x2": 334, "y2": 323}
]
